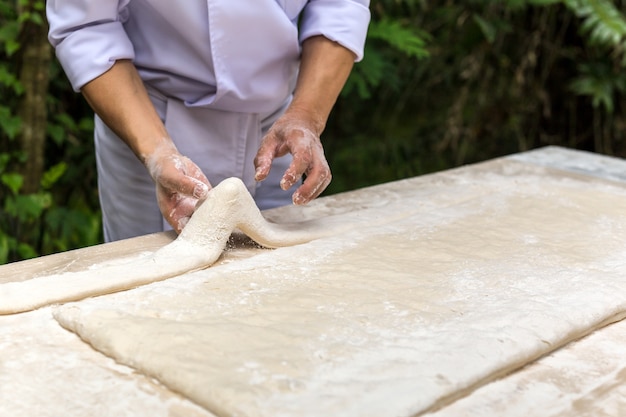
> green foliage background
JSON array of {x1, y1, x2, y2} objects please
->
[{"x1": 2, "y1": 0, "x2": 626, "y2": 263}]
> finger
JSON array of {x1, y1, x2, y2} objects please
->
[
  {"x1": 280, "y1": 139, "x2": 314, "y2": 190},
  {"x1": 254, "y1": 155, "x2": 273, "y2": 182},
  {"x1": 254, "y1": 134, "x2": 279, "y2": 181},
  {"x1": 292, "y1": 163, "x2": 332, "y2": 205}
]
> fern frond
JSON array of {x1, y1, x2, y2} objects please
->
[
  {"x1": 563, "y1": 0, "x2": 626, "y2": 46},
  {"x1": 367, "y1": 18, "x2": 430, "y2": 60}
]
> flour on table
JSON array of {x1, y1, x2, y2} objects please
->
[{"x1": 53, "y1": 170, "x2": 626, "y2": 417}]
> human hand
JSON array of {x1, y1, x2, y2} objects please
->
[
  {"x1": 254, "y1": 110, "x2": 331, "y2": 205},
  {"x1": 144, "y1": 142, "x2": 211, "y2": 233}
]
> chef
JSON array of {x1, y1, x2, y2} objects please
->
[{"x1": 46, "y1": 1, "x2": 370, "y2": 241}]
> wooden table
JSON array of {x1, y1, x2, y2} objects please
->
[{"x1": 2, "y1": 146, "x2": 625, "y2": 417}]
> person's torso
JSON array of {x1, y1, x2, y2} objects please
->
[{"x1": 123, "y1": 0, "x2": 308, "y2": 112}]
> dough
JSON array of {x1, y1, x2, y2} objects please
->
[
  {"x1": 425, "y1": 317, "x2": 626, "y2": 417},
  {"x1": 52, "y1": 170, "x2": 626, "y2": 417},
  {"x1": 0, "y1": 178, "x2": 355, "y2": 315},
  {"x1": 0, "y1": 309, "x2": 213, "y2": 417}
]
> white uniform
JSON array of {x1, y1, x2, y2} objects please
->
[{"x1": 46, "y1": 0, "x2": 370, "y2": 241}]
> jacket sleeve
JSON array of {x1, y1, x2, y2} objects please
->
[
  {"x1": 299, "y1": 0, "x2": 371, "y2": 62},
  {"x1": 46, "y1": 0, "x2": 135, "y2": 91}
]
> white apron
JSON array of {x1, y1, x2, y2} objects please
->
[{"x1": 95, "y1": 90, "x2": 295, "y2": 242}]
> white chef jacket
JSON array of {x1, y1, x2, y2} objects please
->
[{"x1": 46, "y1": 0, "x2": 371, "y2": 241}]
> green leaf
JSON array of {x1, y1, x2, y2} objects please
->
[
  {"x1": 4, "y1": 192, "x2": 52, "y2": 222},
  {"x1": 472, "y1": 14, "x2": 497, "y2": 44},
  {"x1": 55, "y1": 112, "x2": 79, "y2": 131},
  {"x1": 0, "y1": 20, "x2": 19, "y2": 44},
  {"x1": 41, "y1": 162, "x2": 67, "y2": 189},
  {"x1": 343, "y1": 46, "x2": 388, "y2": 99},
  {"x1": 367, "y1": 18, "x2": 430, "y2": 60},
  {"x1": 32, "y1": 192, "x2": 53, "y2": 211},
  {"x1": 4, "y1": 39, "x2": 20, "y2": 57},
  {"x1": 78, "y1": 117, "x2": 95, "y2": 131},
  {"x1": 0, "y1": 64, "x2": 24, "y2": 94},
  {"x1": 46, "y1": 123, "x2": 65, "y2": 146},
  {"x1": 17, "y1": 11, "x2": 31, "y2": 24},
  {"x1": 16, "y1": 242, "x2": 38, "y2": 260},
  {"x1": 29, "y1": 12, "x2": 43, "y2": 26},
  {"x1": 0, "y1": 153, "x2": 10, "y2": 173},
  {"x1": 1, "y1": 173, "x2": 23, "y2": 195},
  {"x1": 571, "y1": 76, "x2": 614, "y2": 111},
  {"x1": 0, "y1": 107, "x2": 22, "y2": 139},
  {"x1": 570, "y1": 61, "x2": 626, "y2": 112},
  {"x1": 563, "y1": 0, "x2": 626, "y2": 48}
]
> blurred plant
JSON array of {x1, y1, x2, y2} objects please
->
[
  {"x1": 0, "y1": 0, "x2": 101, "y2": 264},
  {"x1": 3, "y1": 0, "x2": 626, "y2": 260},
  {"x1": 344, "y1": 17, "x2": 431, "y2": 100},
  {"x1": 325, "y1": 0, "x2": 626, "y2": 194}
]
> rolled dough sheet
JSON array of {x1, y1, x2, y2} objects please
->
[
  {"x1": 0, "y1": 309, "x2": 215, "y2": 417},
  {"x1": 52, "y1": 164, "x2": 626, "y2": 417},
  {"x1": 423, "y1": 317, "x2": 626, "y2": 417}
]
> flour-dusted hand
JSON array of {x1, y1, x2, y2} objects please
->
[
  {"x1": 254, "y1": 109, "x2": 331, "y2": 205},
  {"x1": 78, "y1": 60, "x2": 213, "y2": 237},
  {"x1": 254, "y1": 36, "x2": 358, "y2": 206},
  {"x1": 145, "y1": 142, "x2": 212, "y2": 233}
]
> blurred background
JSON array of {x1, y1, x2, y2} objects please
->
[{"x1": 1, "y1": 0, "x2": 625, "y2": 263}]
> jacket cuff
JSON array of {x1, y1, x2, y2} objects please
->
[{"x1": 299, "y1": 0, "x2": 371, "y2": 62}]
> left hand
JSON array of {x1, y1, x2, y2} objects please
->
[{"x1": 254, "y1": 109, "x2": 331, "y2": 205}]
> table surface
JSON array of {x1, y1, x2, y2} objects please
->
[{"x1": 2, "y1": 146, "x2": 626, "y2": 417}]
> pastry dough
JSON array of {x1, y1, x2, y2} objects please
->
[
  {"x1": 52, "y1": 170, "x2": 626, "y2": 417},
  {"x1": 0, "y1": 178, "x2": 354, "y2": 314}
]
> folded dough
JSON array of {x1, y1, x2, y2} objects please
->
[{"x1": 0, "y1": 178, "x2": 353, "y2": 314}]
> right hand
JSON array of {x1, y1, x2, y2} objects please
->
[{"x1": 144, "y1": 142, "x2": 211, "y2": 233}]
